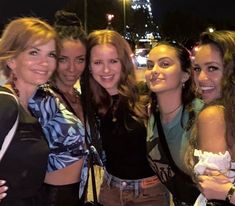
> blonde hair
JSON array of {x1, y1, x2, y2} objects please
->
[{"x1": 0, "y1": 17, "x2": 60, "y2": 77}]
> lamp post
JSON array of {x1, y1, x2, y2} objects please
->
[
  {"x1": 84, "y1": 0, "x2": 87, "y2": 34},
  {"x1": 123, "y1": 0, "x2": 126, "y2": 35}
]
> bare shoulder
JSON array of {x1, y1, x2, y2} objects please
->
[{"x1": 197, "y1": 105, "x2": 227, "y2": 153}]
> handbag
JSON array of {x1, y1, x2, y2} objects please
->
[
  {"x1": 0, "y1": 91, "x2": 19, "y2": 161},
  {"x1": 83, "y1": 145, "x2": 103, "y2": 206}
]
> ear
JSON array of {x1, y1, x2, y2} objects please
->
[
  {"x1": 6, "y1": 58, "x2": 16, "y2": 71},
  {"x1": 182, "y1": 72, "x2": 190, "y2": 83}
]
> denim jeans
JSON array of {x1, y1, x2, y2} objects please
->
[{"x1": 99, "y1": 171, "x2": 170, "y2": 206}]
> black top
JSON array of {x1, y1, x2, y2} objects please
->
[
  {"x1": 0, "y1": 87, "x2": 49, "y2": 206},
  {"x1": 100, "y1": 96, "x2": 154, "y2": 179}
]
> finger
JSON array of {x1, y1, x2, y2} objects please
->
[
  {"x1": 0, "y1": 186, "x2": 8, "y2": 193},
  {"x1": 204, "y1": 169, "x2": 221, "y2": 176},
  {"x1": 0, "y1": 180, "x2": 6, "y2": 186},
  {"x1": 0, "y1": 192, "x2": 7, "y2": 200}
]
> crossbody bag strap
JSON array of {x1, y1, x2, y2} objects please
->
[
  {"x1": 0, "y1": 91, "x2": 19, "y2": 161},
  {"x1": 155, "y1": 110, "x2": 186, "y2": 176}
]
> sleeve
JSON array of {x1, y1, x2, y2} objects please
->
[{"x1": 0, "y1": 94, "x2": 18, "y2": 147}]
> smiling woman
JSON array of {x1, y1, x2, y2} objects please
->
[{"x1": 0, "y1": 17, "x2": 60, "y2": 206}]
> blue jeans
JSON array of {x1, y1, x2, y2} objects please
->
[{"x1": 99, "y1": 171, "x2": 170, "y2": 206}]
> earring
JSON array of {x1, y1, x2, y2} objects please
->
[
  {"x1": 11, "y1": 73, "x2": 20, "y2": 97},
  {"x1": 182, "y1": 82, "x2": 185, "y2": 88}
]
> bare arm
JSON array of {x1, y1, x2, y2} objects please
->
[{"x1": 197, "y1": 105, "x2": 227, "y2": 153}]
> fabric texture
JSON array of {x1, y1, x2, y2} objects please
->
[
  {"x1": 28, "y1": 85, "x2": 89, "y2": 198},
  {"x1": 146, "y1": 98, "x2": 204, "y2": 204},
  {"x1": 193, "y1": 150, "x2": 235, "y2": 206},
  {"x1": 0, "y1": 86, "x2": 49, "y2": 206}
]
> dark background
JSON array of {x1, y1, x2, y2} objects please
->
[{"x1": 1, "y1": 0, "x2": 235, "y2": 44}]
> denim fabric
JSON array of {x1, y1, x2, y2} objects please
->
[{"x1": 99, "y1": 171, "x2": 170, "y2": 206}]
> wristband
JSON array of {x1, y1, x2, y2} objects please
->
[{"x1": 225, "y1": 184, "x2": 235, "y2": 203}]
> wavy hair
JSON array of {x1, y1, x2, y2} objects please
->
[
  {"x1": 0, "y1": 17, "x2": 60, "y2": 77},
  {"x1": 81, "y1": 29, "x2": 148, "y2": 124},
  {"x1": 185, "y1": 30, "x2": 235, "y2": 175}
]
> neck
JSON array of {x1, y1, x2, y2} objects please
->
[
  {"x1": 55, "y1": 80, "x2": 74, "y2": 95},
  {"x1": 156, "y1": 91, "x2": 182, "y2": 123}
]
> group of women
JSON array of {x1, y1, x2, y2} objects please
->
[{"x1": 0, "y1": 9, "x2": 235, "y2": 206}]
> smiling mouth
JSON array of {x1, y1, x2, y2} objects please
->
[{"x1": 200, "y1": 86, "x2": 215, "y2": 92}]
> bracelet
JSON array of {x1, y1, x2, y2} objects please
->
[{"x1": 225, "y1": 184, "x2": 235, "y2": 203}]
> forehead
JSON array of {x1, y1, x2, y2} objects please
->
[
  {"x1": 91, "y1": 43, "x2": 118, "y2": 57},
  {"x1": 61, "y1": 40, "x2": 86, "y2": 54},
  {"x1": 194, "y1": 44, "x2": 222, "y2": 63},
  {"x1": 148, "y1": 45, "x2": 177, "y2": 59}
]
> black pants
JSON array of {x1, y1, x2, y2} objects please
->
[{"x1": 42, "y1": 182, "x2": 84, "y2": 206}]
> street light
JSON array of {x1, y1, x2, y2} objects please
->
[
  {"x1": 84, "y1": 0, "x2": 87, "y2": 34},
  {"x1": 123, "y1": 0, "x2": 126, "y2": 35}
]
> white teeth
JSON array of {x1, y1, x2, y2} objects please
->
[
  {"x1": 200, "y1": 86, "x2": 214, "y2": 91},
  {"x1": 35, "y1": 70, "x2": 47, "y2": 74},
  {"x1": 101, "y1": 75, "x2": 113, "y2": 79}
]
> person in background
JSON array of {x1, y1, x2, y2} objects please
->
[
  {"x1": 0, "y1": 17, "x2": 59, "y2": 206},
  {"x1": 145, "y1": 41, "x2": 203, "y2": 206},
  {"x1": 80, "y1": 29, "x2": 168, "y2": 206},
  {"x1": 28, "y1": 10, "x2": 88, "y2": 206},
  {"x1": 186, "y1": 30, "x2": 235, "y2": 205}
]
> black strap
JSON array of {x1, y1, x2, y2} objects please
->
[{"x1": 154, "y1": 110, "x2": 191, "y2": 179}]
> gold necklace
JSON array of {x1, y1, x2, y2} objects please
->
[{"x1": 162, "y1": 104, "x2": 182, "y2": 115}]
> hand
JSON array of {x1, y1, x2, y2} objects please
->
[
  {"x1": 197, "y1": 170, "x2": 232, "y2": 201},
  {"x1": 0, "y1": 180, "x2": 8, "y2": 201}
]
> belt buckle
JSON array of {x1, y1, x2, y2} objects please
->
[{"x1": 140, "y1": 176, "x2": 159, "y2": 189}]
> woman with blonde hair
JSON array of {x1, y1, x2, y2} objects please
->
[{"x1": 0, "y1": 17, "x2": 60, "y2": 206}]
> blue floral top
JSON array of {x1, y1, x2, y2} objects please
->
[{"x1": 28, "y1": 85, "x2": 88, "y2": 197}]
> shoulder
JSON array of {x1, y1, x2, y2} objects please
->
[
  {"x1": 198, "y1": 105, "x2": 224, "y2": 123},
  {"x1": 0, "y1": 87, "x2": 18, "y2": 110}
]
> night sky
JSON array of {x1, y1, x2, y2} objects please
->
[
  {"x1": 1, "y1": 0, "x2": 235, "y2": 35},
  {"x1": 151, "y1": 0, "x2": 235, "y2": 30}
]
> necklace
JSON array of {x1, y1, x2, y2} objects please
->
[
  {"x1": 161, "y1": 104, "x2": 182, "y2": 115},
  {"x1": 61, "y1": 88, "x2": 79, "y2": 104}
]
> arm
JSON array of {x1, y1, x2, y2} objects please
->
[
  {"x1": 198, "y1": 170, "x2": 235, "y2": 204},
  {"x1": 195, "y1": 106, "x2": 235, "y2": 203},
  {"x1": 197, "y1": 105, "x2": 227, "y2": 153}
]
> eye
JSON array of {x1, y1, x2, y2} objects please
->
[
  {"x1": 159, "y1": 61, "x2": 170, "y2": 68},
  {"x1": 146, "y1": 61, "x2": 154, "y2": 70},
  {"x1": 109, "y1": 59, "x2": 120, "y2": 64},
  {"x1": 49, "y1": 52, "x2": 57, "y2": 59},
  {"x1": 208, "y1": 66, "x2": 219, "y2": 72},
  {"x1": 93, "y1": 60, "x2": 102, "y2": 65},
  {"x1": 58, "y1": 56, "x2": 68, "y2": 63},
  {"x1": 29, "y1": 50, "x2": 38, "y2": 56},
  {"x1": 75, "y1": 57, "x2": 85, "y2": 64},
  {"x1": 193, "y1": 66, "x2": 201, "y2": 73}
]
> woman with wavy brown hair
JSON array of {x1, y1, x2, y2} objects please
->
[
  {"x1": 80, "y1": 29, "x2": 165, "y2": 206},
  {"x1": 186, "y1": 30, "x2": 235, "y2": 205}
]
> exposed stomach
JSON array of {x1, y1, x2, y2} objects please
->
[{"x1": 44, "y1": 158, "x2": 84, "y2": 185}]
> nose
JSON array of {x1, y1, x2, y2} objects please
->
[
  {"x1": 151, "y1": 64, "x2": 160, "y2": 74},
  {"x1": 103, "y1": 63, "x2": 110, "y2": 73},
  {"x1": 68, "y1": 61, "x2": 76, "y2": 72},
  {"x1": 40, "y1": 56, "x2": 49, "y2": 66},
  {"x1": 197, "y1": 70, "x2": 208, "y2": 81}
]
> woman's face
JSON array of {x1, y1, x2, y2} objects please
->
[
  {"x1": 90, "y1": 43, "x2": 122, "y2": 95},
  {"x1": 9, "y1": 39, "x2": 56, "y2": 88},
  {"x1": 56, "y1": 40, "x2": 86, "y2": 88},
  {"x1": 145, "y1": 45, "x2": 189, "y2": 95},
  {"x1": 193, "y1": 44, "x2": 223, "y2": 103}
]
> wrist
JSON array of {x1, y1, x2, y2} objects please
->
[{"x1": 225, "y1": 184, "x2": 235, "y2": 203}]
